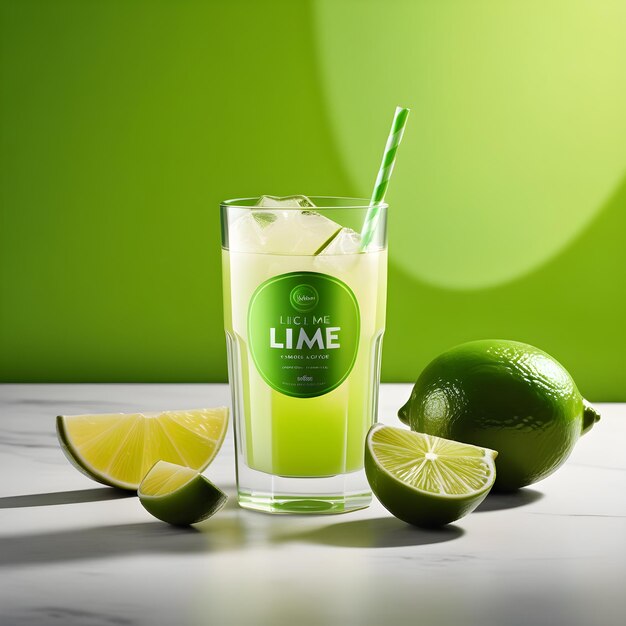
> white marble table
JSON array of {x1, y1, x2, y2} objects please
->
[{"x1": 0, "y1": 384, "x2": 624, "y2": 626}]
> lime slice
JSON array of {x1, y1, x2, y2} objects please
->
[
  {"x1": 138, "y1": 460, "x2": 227, "y2": 526},
  {"x1": 365, "y1": 424, "x2": 497, "y2": 527},
  {"x1": 57, "y1": 408, "x2": 229, "y2": 490}
]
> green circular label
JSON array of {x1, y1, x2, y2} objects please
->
[{"x1": 248, "y1": 271, "x2": 360, "y2": 398}]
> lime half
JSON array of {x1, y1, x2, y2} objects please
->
[
  {"x1": 139, "y1": 461, "x2": 227, "y2": 526},
  {"x1": 365, "y1": 424, "x2": 497, "y2": 527},
  {"x1": 57, "y1": 408, "x2": 229, "y2": 490}
]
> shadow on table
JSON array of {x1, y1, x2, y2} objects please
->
[
  {"x1": 286, "y1": 517, "x2": 464, "y2": 548},
  {"x1": 0, "y1": 483, "x2": 238, "y2": 510},
  {"x1": 475, "y1": 488, "x2": 543, "y2": 512},
  {"x1": 0, "y1": 516, "x2": 247, "y2": 567},
  {"x1": 0, "y1": 488, "x2": 134, "y2": 509}
]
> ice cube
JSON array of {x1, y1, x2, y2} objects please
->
[
  {"x1": 266, "y1": 210, "x2": 339, "y2": 254},
  {"x1": 256, "y1": 195, "x2": 316, "y2": 209},
  {"x1": 318, "y1": 227, "x2": 362, "y2": 255},
  {"x1": 227, "y1": 211, "x2": 273, "y2": 253},
  {"x1": 313, "y1": 227, "x2": 363, "y2": 272},
  {"x1": 227, "y1": 196, "x2": 349, "y2": 254}
]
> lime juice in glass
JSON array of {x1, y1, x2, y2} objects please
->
[{"x1": 221, "y1": 196, "x2": 388, "y2": 513}]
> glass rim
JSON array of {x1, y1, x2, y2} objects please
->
[{"x1": 220, "y1": 196, "x2": 389, "y2": 210}]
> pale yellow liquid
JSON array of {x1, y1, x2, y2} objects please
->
[{"x1": 222, "y1": 249, "x2": 387, "y2": 477}]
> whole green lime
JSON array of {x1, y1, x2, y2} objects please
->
[{"x1": 399, "y1": 340, "x2": 600, "y2": 491}]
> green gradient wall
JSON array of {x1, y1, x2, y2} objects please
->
[{"x1": 1, "y1": 0, "x2": 625, "y2": 399}]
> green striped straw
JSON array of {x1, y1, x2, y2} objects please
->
[{"x1": 360, "y1": 106, "x2": 410, "y2": 250}]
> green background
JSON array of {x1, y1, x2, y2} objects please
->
[{"x1": 1, "y1": 0, "x2": 625, "y2": 399}]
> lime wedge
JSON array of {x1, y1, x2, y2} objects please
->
[
  {"x1": 57, "y1": 408, "x2": 229, "y2": 490},
  {"x1": 365, "y1": 424, "x2": 497, "y2": 527},
  {"x1": 138, "y1": 460, "x2": 227, "y2": 526}
]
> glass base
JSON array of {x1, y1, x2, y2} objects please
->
[{"x1": 237, "y1": 465, "x2": 371, "y2": 514}]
